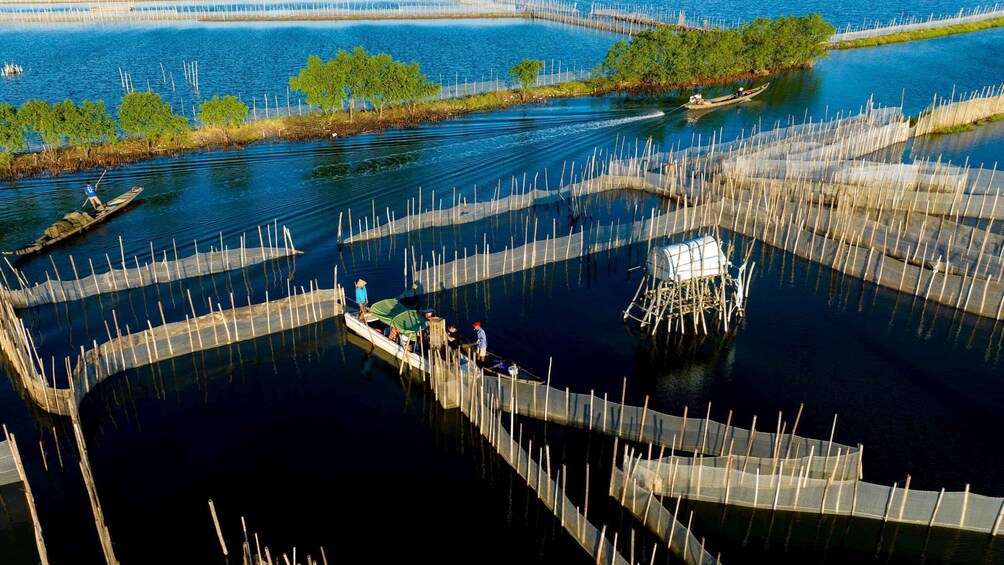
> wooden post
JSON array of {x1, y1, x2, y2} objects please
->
[{"x1": 209, "y1": 499, "x2": 228, "y2": 556}]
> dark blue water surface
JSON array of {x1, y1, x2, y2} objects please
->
[{"x1": 1, "y1": 19, "x2": 1004, "y2": 565}]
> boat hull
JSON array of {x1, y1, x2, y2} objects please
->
[
  {"x1": 344, "y1": 311, "x2": 429, "y2": 372},
  {"x1": 5, "y1": 186, "x2": 144, "y2": 257},
  {"x1": 684, "y1": 83, "x2": 769, "y2": 110}
]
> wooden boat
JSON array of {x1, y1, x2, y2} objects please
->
[
  {"x1": 345, "y1": 297, "x2": 543, "y2": 385},
  {"x1": 343, "y1": 298, "x2": 432, "y2": 373},
  {"x1": 462, "y1": 344, "x2": 545, "y2": 385},
  {"x1": 4, "y1": 186, "x2": 144, "y2": 257},
  {"x1": 683, "y1": 83, "x2": 770, "y2": 110}
]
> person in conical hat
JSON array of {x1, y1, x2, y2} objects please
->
[{"x1": 354, "y1": 279, "x2": 368, "y2": 319}]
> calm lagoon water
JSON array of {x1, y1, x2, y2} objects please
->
[
  {"x1": 0, "y1": 19, "x2": 619, "y2": 110},
  {"x1": 1, "y1": 17, "x2": 1004, "y2": 565}
]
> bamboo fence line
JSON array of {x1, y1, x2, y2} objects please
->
[
  {"x1": 2, "y1": 427, "x2": 50, "y2": 565},
  {"x1": 828, "y1": 3, "x2": 1004, "y2": 42},
  {"x1": 0, "y1": 259, "x2": 345, "y2": 415},
  {"x1": 67, "y1": 284, "x2": 345, "y2": 411},
  {"x1": 0, "y1": 285, "x2": 57, "y2": 413},
  {"x1": 0, "y1": 1, "x2": 520, "y2": 25},
  {"x1": 0, "y1": 0, "x2": 701, "y2": 36},
  {"x1": 2, "y1": 225, "x2": 299, "y2": 308},
  {"x1": 482, "y1": 377, "x2": 859, "y2": 475},
  {"x1": 612, "y1": 465, "x2": 719, "y2": 565},
  {"x1": 385, "y1": 94, "x2": 1004, "y2": 321},
  {"x1": 343, "y1": 104, "x2": 912, "y2": 244},
  {"x1": 240, "y1": 64, "x2": 595, "y2": 126},
  {"x1": 64, "y1": 387, "x2": 118, "y2": 564},
  {"x1": 408, "y1": 202, "x2": 718, "y2": 294},
  {"x1": 0, "y1": 438, "x2": 18, "y2": 487},
  {"x1": 625, "y1": 454, "x2": 1004, "y2": 536},
  {"x1": 914, "y1": 83, "x2": 1004, "y2": 136},
  {"x1": 428, "y1": 353, "x2": 671, "y2": 565}
]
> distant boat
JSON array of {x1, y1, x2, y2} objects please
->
[
  {"x1": 683, "y1": 82, "x2": 770, "y2": 110},
  {"x1": 4, "y1": 186, "x2": 144, "y2": 257}
]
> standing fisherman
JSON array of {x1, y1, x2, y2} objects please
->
[
  {"x1": 84, "y1": 182, "x2": 105, "y2": 211},
  {"x1": 472, "y1": 321, "x2": 487, "y2": 362},
  {"x1": 355, "y1": 279, "x2": 368, "y2": 320}
]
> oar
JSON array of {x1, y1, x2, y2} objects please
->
[
  {"x1": 665, "y1": 103, "x2": 688, "y2": 115},
  {"x1": 93, "y1": 169, "x2": 108, "y2": 190}
]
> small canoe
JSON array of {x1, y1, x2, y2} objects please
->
[
  {"x1": 4, "y1": 186, "x2": 144, "y2": 257},
  {"x1": 465, "y1": 345, "x2": 545, "y2": 385},
  {"x1": 684, "y1": 82, "x2": 770, "y2": 110}
]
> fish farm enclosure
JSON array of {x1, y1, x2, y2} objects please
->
[{"x1": 2, "y1": 2, "x2": 1004, "y2": 565}]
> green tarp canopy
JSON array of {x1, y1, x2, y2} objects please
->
[{"x1": 368, "y1": 299, "x2": 427, "y2": 339}]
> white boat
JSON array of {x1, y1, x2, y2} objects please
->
[{"x1": 343, "y1": 302, "x2": 430, "y2": 373}]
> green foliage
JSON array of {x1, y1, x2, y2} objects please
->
[
  {"x1": 61, "y1": 100, "x2": 116, "y2": 155},
  {"x1": 288, "y1": 54, "x2": 347, "y2": 114},
  {"x1": 0, "y1": 152, "x2": 12, "y2": 171},
  {"x1": 510, "y1": 59, "x2": 545, "y2": 90},
  {"x1": 601, "y1": 14, "x2": 836, "y2": 86},
  {"x1": 198, "y1": 95, "x2": 249, "y2": 142},
  {"x1": 19, "y1": 99, "x2": 64, "y2": 150},
  {"x1": 117, "y1": 91, "x2": 189, "y2": 149},
  {"x1": 290, "y1": 48, "x2": 440, "y2": 120},
  {"x1": 0, "y1": 103, "x2": 25, "y2": 153}
]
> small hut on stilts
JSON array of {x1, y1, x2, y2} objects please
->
[{"x1": 622, "y1": 235, "x2": 753, "y2": 335}]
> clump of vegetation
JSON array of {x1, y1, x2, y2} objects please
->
[
  {"x1": 288, "y1": 47, "x2": 438, "y2": 122},
  {"x1": 829, "y1": 16, "x2": 1004, "y2": 49},
  {"x1": 509, "y1": 59, "x2": 545, "y2": 101},
  {"x1": 198, "y1": 95, "x2": 249, "y2": 143},
  {"x1": 601, "y1": 14, "x2": 835, "y2": 86},
  {"x1": 117, "y1": 91, "x2": 190, "y2": 151}
]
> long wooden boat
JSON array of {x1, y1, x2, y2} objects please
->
[
  {"x1": 462, "y1": 344, "x2": 545, "y2": 384},
  {"x1": 4, "y1": 186, "x2": 144, "y2": 257},
  {"x1": 344, "y1": 308, "x2": 430, "y2": 373},
  {"x1": 683, "y1": 83, "x2": 770, "y2": 110}
]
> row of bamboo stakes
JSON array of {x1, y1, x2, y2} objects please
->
[
  {"x1": 914, "y1": 83, "x2": 1004, "y2": 136},
  {"x1": 829, "y1": 3, "x2": 1004, "y2": 42},
  {"x1": 1, "y1": 223, "x2": 298, "y2": 308},
  {"x1": 341, "y1": 95, "x2": 1004, "y2": 326},
  {"x1": 0, "y1": 265, "x2": 348, "y2": 564}
]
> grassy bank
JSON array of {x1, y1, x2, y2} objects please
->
[
  {"x1": 926, "y1": 112, "x2": 1004, "y2": 135},
  {"x1": 828, "y1": 16, "x2": 1004, "y2": 49},
  {"x1": 0, "y1": 80, "x2": 603, "y2": 182}
]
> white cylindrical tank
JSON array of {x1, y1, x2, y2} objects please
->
[{"x1": 647, "y1": 235, "x2": 728, "y2": 282}]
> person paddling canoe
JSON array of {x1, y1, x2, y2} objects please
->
[{"x1": 84, "y1": 182, "x2": 105, "y2": 212}]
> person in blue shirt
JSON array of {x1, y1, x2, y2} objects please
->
[
  {"x1": 472, "y1": 321, "x2": 487, "y2": 362},
  {"x1": 355, "y1": 279, "x2": 368, "y2": 319},
  {"x1": 84, "y1": 183, "x2": 105, "y2": 211}
]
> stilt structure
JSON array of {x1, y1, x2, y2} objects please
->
[{"x1": 622, "y1": 235, "x2": 753, "y2": 335}]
